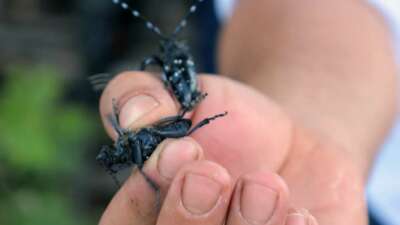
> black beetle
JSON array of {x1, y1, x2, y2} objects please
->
[
  {"x1": 97, "y1": 99, "x2": 227, "y2": 186},
  {"x1": 90, "y1": 0, "x2": 207, "y2": 113}
]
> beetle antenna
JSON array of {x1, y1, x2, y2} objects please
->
[
  {"x1": 112, "y1": 0, "x2": 166, "y2": 39},
  {"x1": 172, "y1": 0, "x2": 206, "y2": 37},
  {"x1": 187, "y1": 111, "x2": 228, "y2": 135}
]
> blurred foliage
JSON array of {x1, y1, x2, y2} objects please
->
[
  {"x1": 0, "y1": 65, "x2": 95, "y2": 172},
  {"x1": 0, "y1": 191, "x2": 90, "y2": 225},
  {"x1": 0, "y1": 65, "x2": 97, "y2": 225}
]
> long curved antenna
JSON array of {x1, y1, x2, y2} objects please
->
[
  {"x1": 172, "y1": 0, "x2": 206, "y2": 37},
  {"x1": 187, "y1": 111, "x2": 228, "y2": 135},
  {"x1": 112, "y1": 0, "x2": 166, "y2": 39}
]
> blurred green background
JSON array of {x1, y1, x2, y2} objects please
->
[
  {"x1": 0, "y1": 65, "x2": 97, "y2": 225},
  {"x1": 0, "y1": 0, "x2": 210, "y2": 224}
]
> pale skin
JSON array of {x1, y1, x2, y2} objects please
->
[{"x1": 97, "y1": 0, "x2": 397, "y2": 225}]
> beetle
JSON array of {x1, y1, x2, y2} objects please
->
[
  {"x1": 97, "y1": 99, "x2": 227, "y2": 187},
  {"x1": 90, "y1": 0, "x2": 207, "y2": 113}
]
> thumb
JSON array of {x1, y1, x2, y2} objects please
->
[{"x1": 99, "y1": 71, "x2": 179, "y2": 139}]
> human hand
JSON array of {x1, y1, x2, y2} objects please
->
[{"x1": 97, "y1": 72, "x2": 366, "y2": 225}]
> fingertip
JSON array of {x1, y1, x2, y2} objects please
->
[
  {"x1": 226, "y1": 170, "x2": 290, "y2": 225},
  {"x1": 171, "y1": 161, "x2": 233, "y2": 196},
  {"x1": 158, "y1": 160, "x2": 233, "y2": 222},
  {"x1": 180, "y1": 160, "x2": 233, "y2": 188},
  {"x1": 144, "y1": 137, "x2": 205, "y2": 183},
  {"x1": 243, "y1": 170, "x2": 289, "y2": 222},
  {"x1": 240, "y1": 170, "x2": 290, "y2": 199}
]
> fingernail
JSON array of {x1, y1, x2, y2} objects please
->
[
  {"x1": 119, "y1": 95, "x2": 159, "y2": 128},
  {"x1": 182, "y1": 173, "x2": 222, "y2": 215},
  {"x1": 286, "y1": 213, "x2": 307, "y2": 225},
  {"x1": 240, "y1": 181, "x2": 278, "y2": 224},
  {"x1": 158, "y1": 139, "x2": 199, "y2": 179}
]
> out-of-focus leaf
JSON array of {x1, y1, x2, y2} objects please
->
[
  {"x1": 0, "y1": 64, "x2": 98, "y2": 225},
  {"x1": 0, "y1": 190, "x2": 90, "y2": 225},
  {"x1": 0, "y1": 65, "x2": 96, "y2": 172}
]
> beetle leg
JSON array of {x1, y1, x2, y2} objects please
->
[
  {"x1": 154, "y1": 115, "x2": 184, "y2": 126},
  {"x1": 181, "y1": 92, "x2": 207, "y2": 113},
  {"x1": 88, "y1": 73, "x2": 114, "y2": 92},
  {"x1": 106, "y1": 169, "x2": 122, "y2": 188},
  {"x1": 192, "y1": 92, "x2": 208, "y2": 107},
  {"x1": 187, "y1": 112, "x2": 228, "y2": 135},
  {"x1": 132, "y1": 143, "x2": 144, "y2": 169},
  {"x1": 151, "y1": 126, "x2": 189, "y2": 138},
  {"x1": 179, "y1": 108, "x2": 189, "y2": 117},
  {"x1": 160, "y1": 72, "x2": 170, "y2": 88},
  {"x1": 131, "y1": 144, "x2": 160, "y2": 194},
  {"x1": 199, "y1": 92, "x2": 208, "y2": 102},
  {"x1": 107, "y1": 99, "x2": 124, "y2": 136},
  {"x1": 141, "y1": 56, "x2": 163, "y2": 71},
  {"x1": 131, "y1": 143, "x2": 161, "y2": 210},
  {"x1": 96, "y1": 145, "x2": 122, "y2": 187},
  {"x1": 141, "y1": 56, "x2": 170, "y2": 88},
  {"x1": 138, "y1": 169, "x2": 161, "y2": 211}
]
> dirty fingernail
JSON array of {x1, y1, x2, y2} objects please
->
[
  {"x1": 119, "y1": 95, "x2": 159, "y2": 128},
  {"x1": 286, "y1": 213, "x2": 307, "y2": 225},
  {"x1": 240, "y1": 181, "x2": 278, "y2": 224},
  {"x1": 158, "y1": 139, "x2": 200, "y2": 179},
  {"x1": 182, "y1": 174, "x2": 222, "y2": 215}
]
